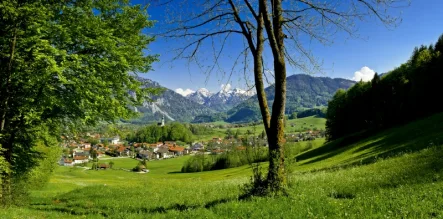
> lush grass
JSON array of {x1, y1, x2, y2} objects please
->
[
  {"x1": 196, "y1": 116, "x2": 326, "y2": 141},
  {"x1": 295, "y1": 112, "x2": 443, "y2": 172},
  {"x1": 3, "y1": 113, "x2": 443, "y2": 218}
]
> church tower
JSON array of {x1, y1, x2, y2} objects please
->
[{"x1": 158, "y1": 115, "x2": 165, "y2": 127}]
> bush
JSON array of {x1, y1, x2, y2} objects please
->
[{"x1": 182, "y1": 147, "x2": 268, "y2": 173}]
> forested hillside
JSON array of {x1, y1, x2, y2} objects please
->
[
  {"x1": 326, "y1": 34, "x2": 443, "y2": 140},
  {"x1": 225, "y1": 75, "x2": 355, "y2": 123}
]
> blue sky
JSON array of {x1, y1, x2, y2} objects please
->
[{"x1": 137, "y1": 0, "x2": 443, "y2": 94}]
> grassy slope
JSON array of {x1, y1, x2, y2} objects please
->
[
  {"x1": 3, "y1": 113, "x2": 443, "y2": 218},
  {"x1": 196, "y1": 116, "x2": 326, "y2": 141}
]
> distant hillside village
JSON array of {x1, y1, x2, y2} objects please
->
[{"x1": 59, "y1": 128, "x2": 325, "y2": 167}]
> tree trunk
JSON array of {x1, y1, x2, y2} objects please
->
[
  {"x1": 261, "y1": 0, "x2": 287, "y2": 191},
  {"x1": 267, "y1": 54, "x2": 287, "y2": 191}
]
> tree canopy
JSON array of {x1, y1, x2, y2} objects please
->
[{"x1": 0, "y1": 0, "x2": 158, "y2": 204}]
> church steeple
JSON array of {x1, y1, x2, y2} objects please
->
[{"x1": 158, "y1": 115, "x2": 165, "y2": 127}]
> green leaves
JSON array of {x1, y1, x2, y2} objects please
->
[{"x1": 0, "y1": 0, "x2": 159, "y2": 201}]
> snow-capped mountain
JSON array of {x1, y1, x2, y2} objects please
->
[
  {"x1": 175, "y1": 86, "x2": 254, "y2": 112},
  {"x1": 124, "y1": 77, "x2": 215, "y2": 124},
  {"x1": 186, "y1": 88, "x2": 213, "y2": 104}
]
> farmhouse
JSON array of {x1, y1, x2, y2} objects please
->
[
  {"x1": 62, "y1": 158, "x2": 74, "y2": 166},
  {"x1": 168, "y1": 145, "x2": 185, "y2": 156},
  {"x1": 74, "y1": 156, "x2": 89, "y2": 164},
  {"x1": 155, "y1": 146, "x2": 171, "y2": 159},
  {"x1": 138, "y1": 150, "x2": 155, "y2": 160}
]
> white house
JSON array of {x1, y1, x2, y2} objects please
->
[{"x1": 74, "y1": 156, "x2": 89, "y2": 164}]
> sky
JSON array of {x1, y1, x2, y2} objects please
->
[{"x1": 135, "y1": 0, "x2": 443, "y2": 95}]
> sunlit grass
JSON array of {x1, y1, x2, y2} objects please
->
[{"x1": 4, "y1": 113, "x2": 443, "y2": 218}]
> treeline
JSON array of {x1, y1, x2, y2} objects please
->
[
  {"x1": 181, "y1": 147, "x2": 268, "y2": 173},
  {"x1": 126, "y1": 123, "x2": 193, "y2": 143},
  {"x1": 297, "y1": 108, "x2": 326, "y2": 119},
  {"x1": 326, "y1": 34, "x2": 443, "y2": 141}
]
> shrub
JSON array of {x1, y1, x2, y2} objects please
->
[{"x1": 182, "y1": 147, "x2": 268, "y2": 173}]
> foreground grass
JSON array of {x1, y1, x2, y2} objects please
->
[{"x1": 3, "y1": 113, "x2": 443, "y2": 218}]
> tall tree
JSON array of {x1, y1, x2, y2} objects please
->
[
  {"x1": 0, "y1": 0, "x2": 158, "y2": 204},
  {"x1": 150, "y1": 0, "x2": 407, "y2": 193}
]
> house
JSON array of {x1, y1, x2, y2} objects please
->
[
  {"x1": 155, "y1": 146, "x2": 171, "y2": 159},
  {"x1": 168, "y1": 145, "x2": 185, "y2": 156},
  {"x1": 164, "y1": 141, "x2": 176, "y2": 146},
  {"x1": 74, "y1": 156, "x2": 89, "y2": 164},
  {"x1": 100, "y1": 136, "x2": 120, "y2": 145},
  {"x1": 138, "y1": 150, "x2": 155, "y2": 160},
  {"x1": 79, "y1": 143, "x2": 91, "y2": 149},
  {"x1": 192, "y1": 143, "x2": 204, "y2": 151},
  {"x1": 115, "y1": 145, "x2": 129, "y2": 156},
  {"x1": 183, "y1": 146, "x2": 191, "y2": 155},
  {"x1": 212, "y1": 137, "x2": 222, "y2": 144},
  {"x1": 72, "y1": 150, "x2": 90, "y2": 159},
  {"x1": 61, "y1": 158, "x2": 74, "y2": 166}
]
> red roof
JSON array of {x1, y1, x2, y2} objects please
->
[
  {"x1": 74, "y1": 156, "x2": 88, "y2": 160},
  {"x1": 168, "y1": 145, "x2": 185, "y2": 152},
  {"x1": 116, "y1": 146, "x2": 126, "y2": 152},
  {"x1": 64, "y1": 158, "x2": 73, "y2": 163}
]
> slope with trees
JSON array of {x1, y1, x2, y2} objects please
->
[
  {"x1": 326, "y1": 34, "x2": 443, "y2": 141},
  {"x1": 225, "y1": 74, "x2": 353, "y2": 123}
]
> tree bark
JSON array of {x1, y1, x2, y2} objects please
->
[
  {"x1": 261, "y1": 0, "x2": 287, "y2": 191},
  {"x1": 0, "y1": 28, "x2": 17, "y2": 132},
  {"x1": 254, "y1": 5, "x2": 271, "y2": 133}
]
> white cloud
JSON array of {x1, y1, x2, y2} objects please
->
[
  {"x1": 175, "y1": 88, "x2": 195, "y2": 97},
  {"x1": 352, "y1": 66, "x2": 376, "y2": 82},
  {"x1": 220, "y1": 84, "x2": 232, "y2": 92}
]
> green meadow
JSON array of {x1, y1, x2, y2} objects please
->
[
  {"x1": 3, "y1": 113, "x2": 443, "y2": 218},
  {"x1": 195, "y1": 116, "x2": 326, "y2": 141}
]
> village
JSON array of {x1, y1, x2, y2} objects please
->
[{"x1": 58, "y1": 127, "x2": 326, "y2": 169}]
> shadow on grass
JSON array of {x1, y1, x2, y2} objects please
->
[
  {"x1": 295, "y1": 113, "x2": 443, "y2": 170},
  {"x1": 167, "y1": 171, "x2": 182, "y2": 174},
  {"x1": 30, "y1": 193, "x2": 238, "y2": 216}
]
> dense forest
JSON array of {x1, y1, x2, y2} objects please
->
[
  {"x1": 126, "y1": 123, "x2": 193, "y2": 144},
  {"x1": 326, "y1": 34, "x2": 443, "y2": 141}
]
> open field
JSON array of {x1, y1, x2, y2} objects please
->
[
  {"x1": 195, "y1": 116, "x2": 326, "y2": 141},
  {"x1": 3, "y1": 113, "x2": 443, "y2": 218}
]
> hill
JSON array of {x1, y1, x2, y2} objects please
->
[
  {"x1": 7, "y1": 113, "x2": 443, "y2": 218},
  {"x1": 225, "y1": 74, "x2": 355, "y2": 123},
  {"x1": 124, "y1": 77, "x2": 216, "y2": 123}
]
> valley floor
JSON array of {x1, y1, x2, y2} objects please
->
[{"x1": 3, "y1": 113, "x2": 443, "y2": 218}]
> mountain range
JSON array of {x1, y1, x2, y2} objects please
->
[
  {"x1": 179, "y1": 87, "x2": 255, "y2": 112},
  {"x1": 223, "y1": 74, "x2": 355, "y2": 123},
  {"x1": 126, "y1": 74, "x2": 355, "y2": 124},
  {"x1": 123, "y1": 77, "x2": 215, "y2": 124}
]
